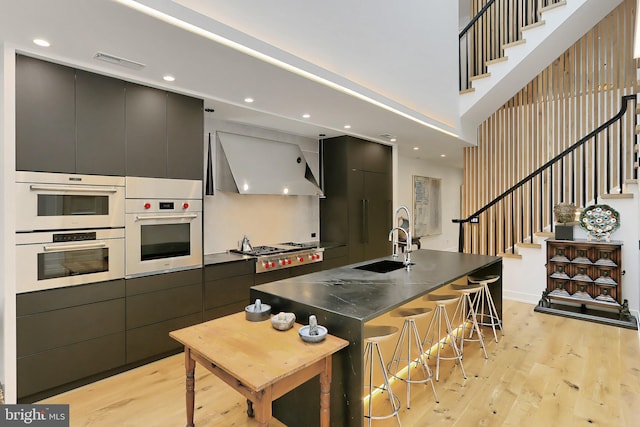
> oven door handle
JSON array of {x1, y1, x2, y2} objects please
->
[
  {"x1": 43, "y1": 241, "x2": 108, "y2": 252},
  {"x1": 30, "y1": 184, "x2": 120, "y2": 193},
  {"x1": 135, "y1": 214, "x2": 199, "y2": 221}
]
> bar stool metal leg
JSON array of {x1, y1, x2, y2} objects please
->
[
  {"x1": 387, "y1": 308, "x2": 438, "y2": 408},
  {"x1": 451, "y1": 285, "x2": 488, "y2": 359},
  {"x1": 468, "y1": 275, "x2": 504, "y2": 343},
  {"x1": 363, "y1": 326, "x2": 402, "y2": 427},
  {"x1": 421, "y1": 294, "x2": 467, "y2": 382}
]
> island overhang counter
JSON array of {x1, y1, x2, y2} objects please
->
[{"x1": 250, "y1": 249, "x2": 502, "y2": 426}]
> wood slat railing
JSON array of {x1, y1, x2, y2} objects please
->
[
  {"x1": 453, "y1": 94, "x2": 638, "y2": 255},
  {"x1": 459, "y1": 0, "x2": 564, "y2": 91}
]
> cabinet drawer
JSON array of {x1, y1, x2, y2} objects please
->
[
  {"x1": 126, "y1": 283, "x2": 202, "y2": 329},
  {"x1": 254, "y1": 269, "x2": 290, "y2": 285},
  {"x1": 18, "y1": 332, "x2": 125, "y2": 399},
  {"x1": 204, "y1": 274, "x2": 254, "y2": 310},
  {"x1": 204, "y1": 301, "x2": 247, "y2": 322},
  {"x1": 205, "y1": 260, "x2": 254, "y2": 281},
  {"x1": 126, "y1": 313, "x2": 201, "y2": 363},
  {"x1": 17, "y1": 279, "x2": 125, "y2": 316},
  {"x1": 126, "y1": 268, "x2": 202, "y2": 296},
  {"x1": 17, "y1": 299, "x2": 125, "y2": 357}
]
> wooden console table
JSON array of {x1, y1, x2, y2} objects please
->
[{"x1": 170, "y1": 312, "x2": 349, "y2": 427}]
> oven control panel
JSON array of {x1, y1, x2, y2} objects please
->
[{"x1": 256, "y1": 249, "x2": 324, "y2": 273}]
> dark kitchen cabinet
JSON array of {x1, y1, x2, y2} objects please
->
[
  {"x1": 76, "y1": 70, "x2": 126, "y2": 176},
  {"x1": 167, "y1": 92, "x2": 204, "y2": 180},
  {"x1": 126, "y1": 83, "x2": 204, "y2": 180},
  {"x1": 125, "y1": 268, "x2": 203, "y2": 363},
  {"x1": 125, "y1": 83, "x2": 167, "y2": 178},
  {"x1": 320, "y1": 136, "x2": 392, "y2": 264},
  {"x1": 204, "y1": 260, "x2": 254, "y2": 321},
  {"x1": 15, "y1": 54, "x2": 203, "y2": 179},
  {"x1": 15, "y1": 54, "x2": 76, "y2": 173},
  {"x1": 16, "y1": 280, "x2": 126, "y2": 401}
]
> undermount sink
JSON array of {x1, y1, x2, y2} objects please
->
[{"x1": 354, "y1": 260, "x2": 412, "y2": 273}]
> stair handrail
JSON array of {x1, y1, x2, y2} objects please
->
[
  {"x1": 452, "y1": 94, "x2": 637, "y2": 252},
  {"x1": 459, "y1": 1, "x2": 563, "y2": 91}
]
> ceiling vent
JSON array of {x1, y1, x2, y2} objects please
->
[
  {"x1": 94, "y1": 52, "x2": 145, "y2": 70},
  {"x1": 379, "y1": 133, "x2": 394, "y2": 139}
]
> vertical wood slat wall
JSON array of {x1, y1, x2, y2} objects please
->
[{"x1": 462, "y1": 0, "x2": 639, "y2": 255}]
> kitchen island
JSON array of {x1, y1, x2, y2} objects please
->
[{"x1": 250, "y1": 249, "x2": 502, "y2": 427}]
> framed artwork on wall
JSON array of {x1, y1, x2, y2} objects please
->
[{"x1": 413, "y1": 175, "x2": 442, "y2": 237}]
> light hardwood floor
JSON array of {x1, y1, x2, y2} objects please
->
[{"x1": 40, "y1": 300, "x2": 640, "y2": 426}]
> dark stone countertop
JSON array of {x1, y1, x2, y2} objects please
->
[{"x1": 252, "y1": 249, "x2": 501, "y2": 322}]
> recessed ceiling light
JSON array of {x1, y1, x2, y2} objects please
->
[
  {"x1": 440, "y1": 154, "x2": 446, "y2": 157},
  {"x1": 244, "y1": 97, "x2": 254, "y2": 103},
  {"x1": 302, "y1": 113, "x2": 311, "y2": 119},
  {"x1": 344, "y1": 125, "x2": 351, "y2": 129},
  {"x1": 33, "y1": 39, "x2": 50, "y2": 47},
  {"x1": 413, "y1": 147, "x2": 419, "y2": 150},
  {"x1": 390, "y1": 138, "x2": 397, "y2": 142},
  {"x1": 283, "y1": 187, "x2": 289, "y2": 195},
  {"x1": 163, "y1": 75, "x2": 175, "y2": 82}
]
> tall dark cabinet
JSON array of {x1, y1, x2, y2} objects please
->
[
  {"x1": 15, "y1": 54, "x2": 76, "y2": 173},
  {"x1": 320, "y1": 136, "x2": 392, "y2": 264}
]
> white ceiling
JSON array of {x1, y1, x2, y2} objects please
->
[{"x1": 0, "y1": 0, "x2": 473, "y2": 167}]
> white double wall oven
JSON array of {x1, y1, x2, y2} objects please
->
[{"x1": 15, "y1": 172, "x2": 203, "y2": 293}]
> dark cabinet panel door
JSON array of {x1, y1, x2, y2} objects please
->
[
  {"x1": 347, "y1": 169, "x2": 366, "y2": 264},
  {"x1": 167, "y1": 92, "x2": 203, "y2": 180},
  {"x1": 363, "y1": 171, "x2": 392, "y2": 260},
  {"x1": 76, "y1": 71, "x2": 126, "y2": 175},
  {"x1": 125, "y1": 83, "x2": 167, "y2": 178},
  {"x1": 15, "y1": 55, "x2": 76, "y2": 173}
]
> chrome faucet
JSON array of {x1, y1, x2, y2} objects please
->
[{"x1": 388, "y1": 227, "x2": 412, "y2": 269}]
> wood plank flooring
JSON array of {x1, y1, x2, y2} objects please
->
[{"x1": 40, "y1": 300, "x2": 640, "y2": 426}]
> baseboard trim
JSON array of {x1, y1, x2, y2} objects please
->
[{"x1": 503, "y1": 290, "x2": 539, "y2": 305}]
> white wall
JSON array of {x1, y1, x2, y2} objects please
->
[
  {"x1": 203, "y1": 118, "x2": 320, "y2": 254},
  {"x1": 1, "y1": 43, "x2": 17, "y2": 403},
  {"x1": 396, "y1": 155, "x2": 463, "y2": 252}
]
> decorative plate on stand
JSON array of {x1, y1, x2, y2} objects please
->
[{"x1": 579, "y1": 204, "x2": 620, "y2": 241}]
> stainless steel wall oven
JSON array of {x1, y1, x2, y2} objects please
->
[
  {"x1": 16, "y1": 171, "x2": 125, "y2": 232},
  {"x1": 124, "y1": 177, "x2": 202, "y2": 278}
]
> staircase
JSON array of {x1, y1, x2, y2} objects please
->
[
  {"x1": 456, "y1": 0, "x2": 640, "y2": 318},
  {"x1": 459, "y1": 0, "x2": 624, "y2": 142}
]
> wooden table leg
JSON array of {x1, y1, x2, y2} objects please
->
[
  {"x1": 319, "y1": 356, "x2": 332, "y2": 427},
  {"x1": 185, "y1": 347, "x2": 196, "y2": 427},
  {"x1": 246, "y1": 399, "x2": 254, "y2": 418},
  {"x1": 254, "y1": 386, "x2": 272, "y2": 427}
]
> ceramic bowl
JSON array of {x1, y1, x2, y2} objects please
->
[
  {"x1": 298, "y1": 325, "x2": 328, "y2": 343},
  {"x1": 245, "y1": 299, "x2": 271, "y2": 322}
]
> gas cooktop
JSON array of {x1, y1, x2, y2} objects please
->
[
  {"x1": 231, "y1": 242, "x2": 319, "y2": 257},
  {"x1": 230, "y1": 242, "x2": 324, "y2": 273}
]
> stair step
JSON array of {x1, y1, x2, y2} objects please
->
[
  {"x1": 486, "y1": 57, "x2": 508, "y2": 67},
  {"x1": 521, "y1": 20, "x2": 546, "y2": 32},
  {"x1": 459, "y1": 87, "x2": 475, "y2": 95},
  {"x1": 635, "y1": 104, "x2": 640, "y2": 114},
  {"x1": 470, "y1": 72, "x2": 491, "y2": 82},
  {"x1": 601, "y1": 193, "x2": 633, "y2": 199},
  {"x1": 517, "y1": 242, "x2": 541, "y2": 249},
  {"x1": 535, "y1": 231, "x2": 555, "y2": 238},
  {"x1": 498, "y1": 252, "x2": 522, "y2": 259},
  {"x1": 635, "y1": 124, "x2": 640, "y2": 134},
  {"x1": 503, "y1": 39, "x2": 527, "y2": 50},
  {"x1": 539, "y1": 1, "x2": 567, "y2": 15}
]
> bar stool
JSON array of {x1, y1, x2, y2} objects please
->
[
  {"x1": 422, "y1": 294, "x2": 467, "y2": 382},
  {"x1": 450, "y1": 284, "x2": 488, "y2": 359},
  {"x1": 387, "y1": 308, "x2": 439, "y2": 409},
  {"x1": 363, "y1": 325, "x2": 402, "y2": 427},
  {"x1": 467, "y1": 275, "x2": 504, "y2": 342}
]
